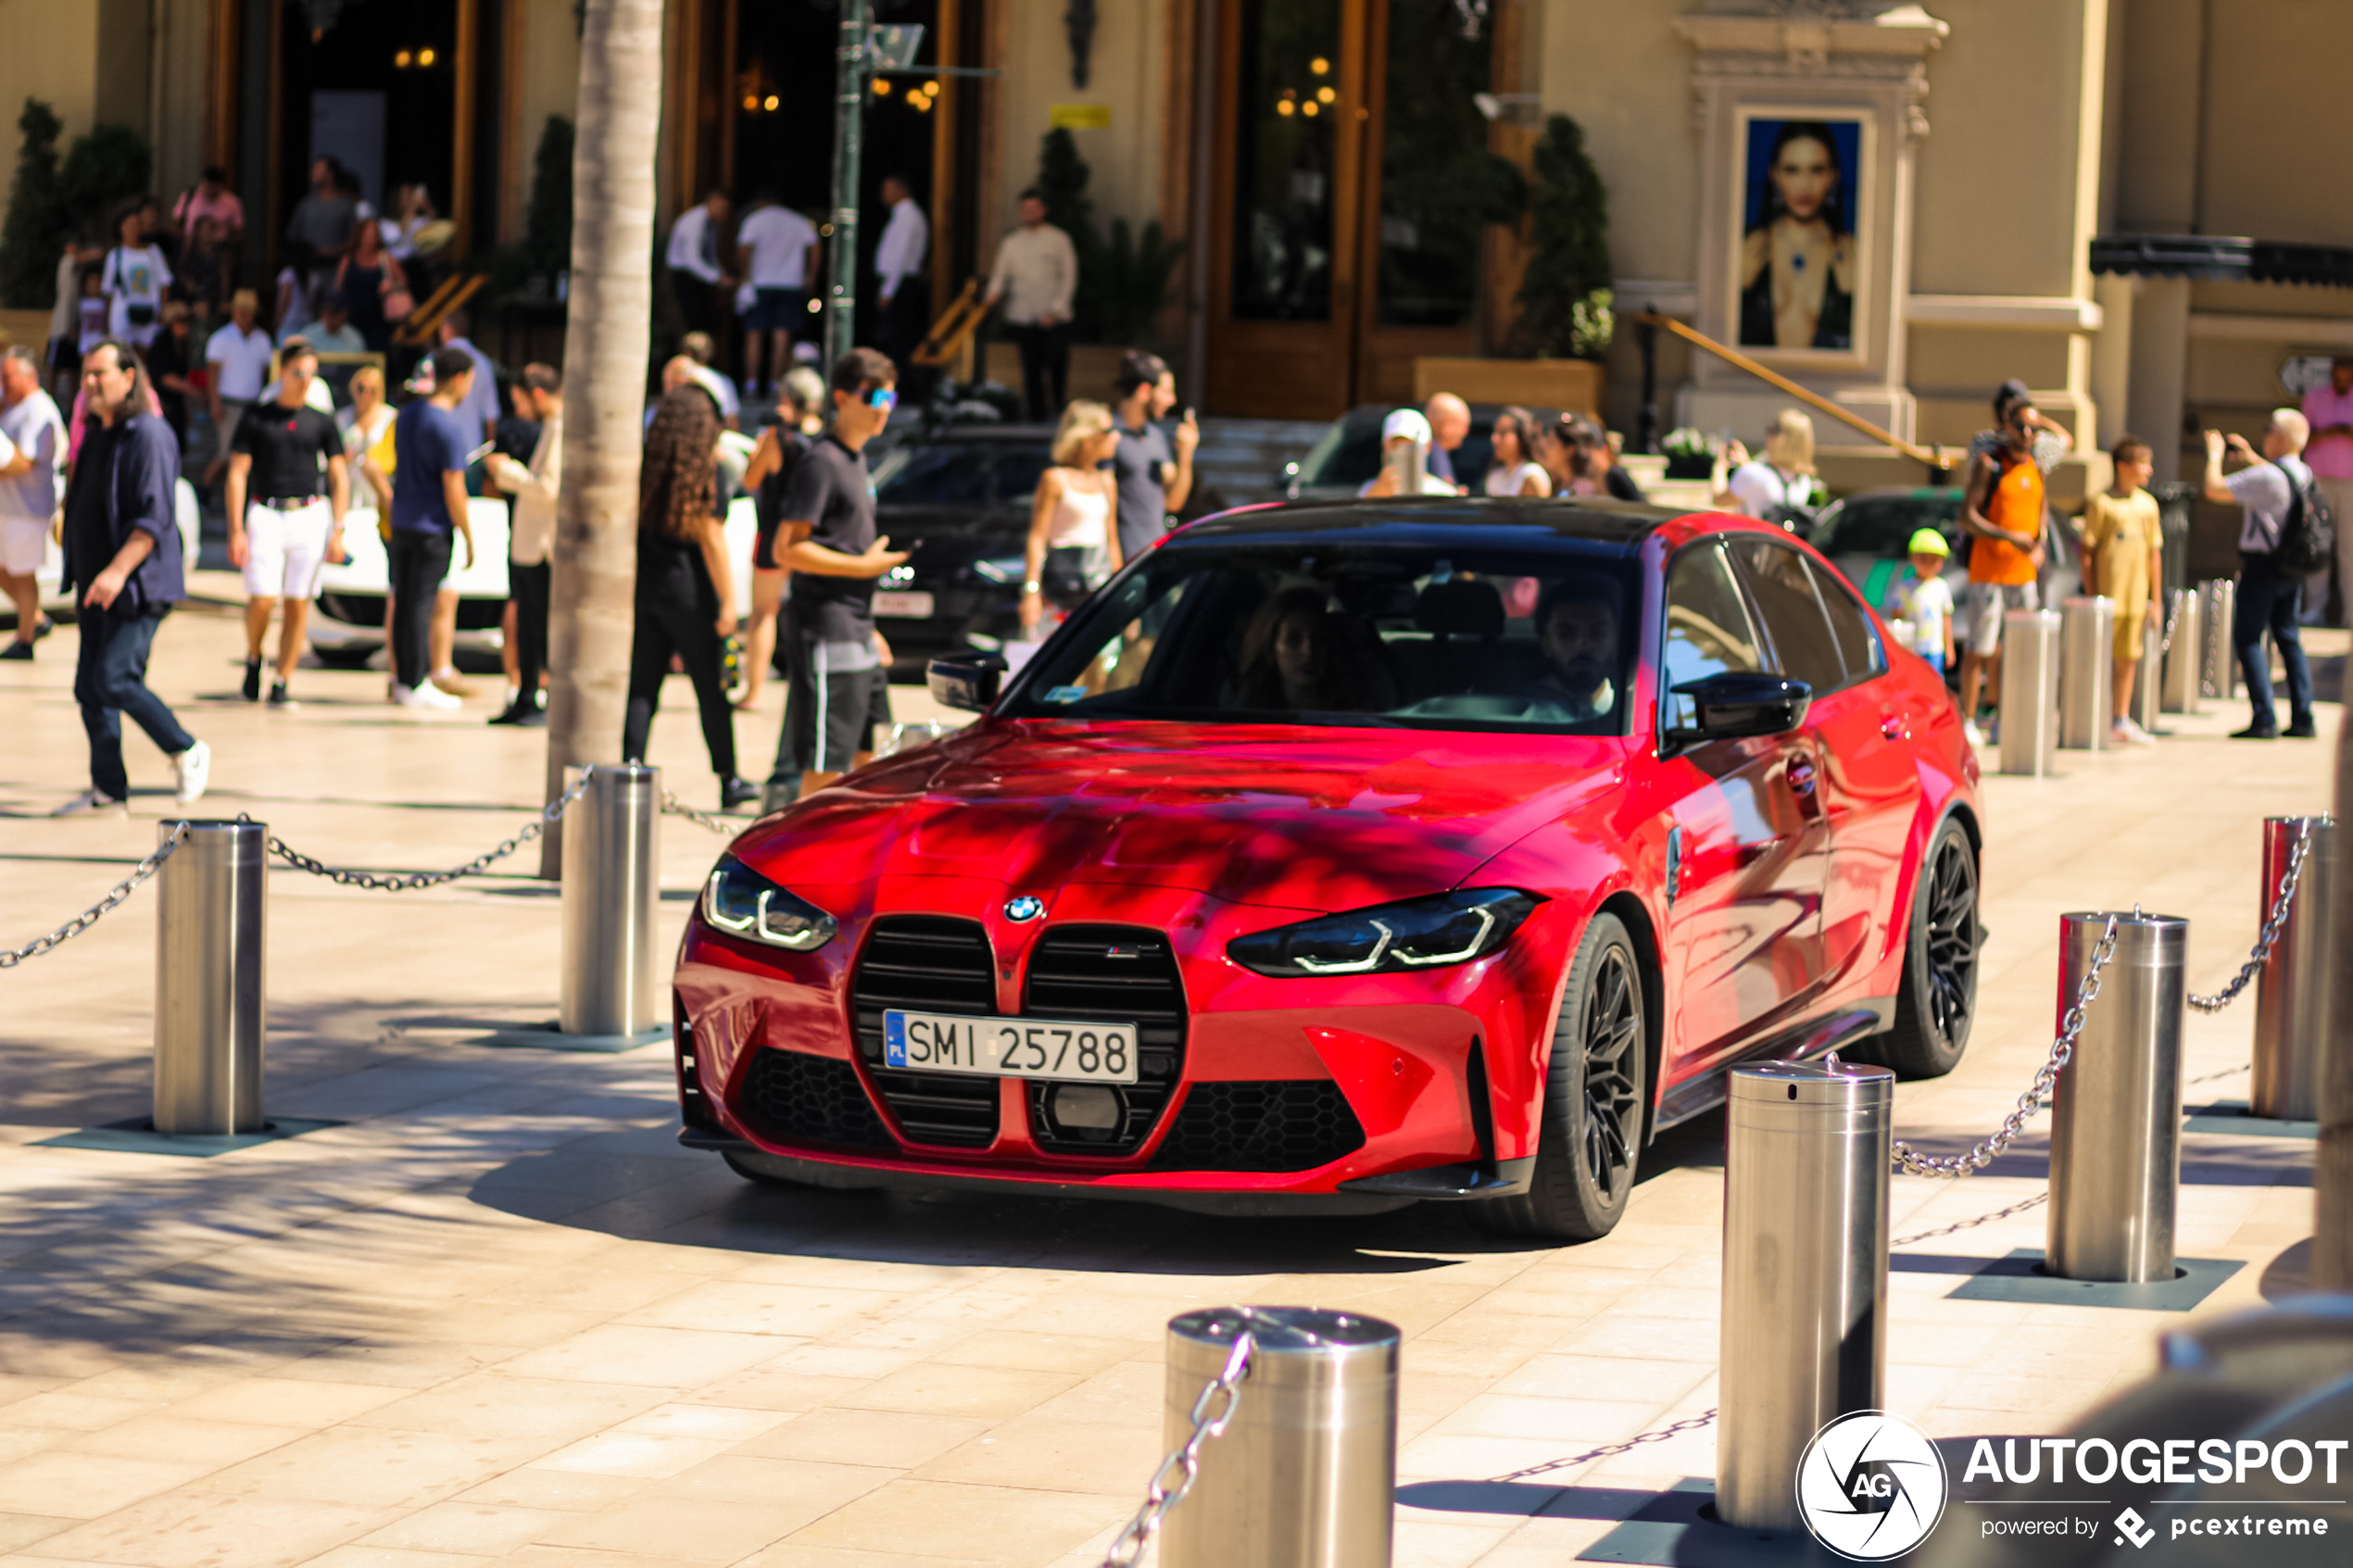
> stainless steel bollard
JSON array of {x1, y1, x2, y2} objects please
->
[
  {"x1": 2160, "y1": 588, "x2": 2201, "y2": 714},
  {"x1": 1718, "y1": 1060, "x2": 1893, "y2": 1534},
  {"x1": 2047, "y1": 911, "x2": 2187, "y2": 1283},
  {"x1": 1161, "y1": 1307, "x2": 1398, "y2": 1568},
  {"x1": 2130, "y1": 613, "x2": 2163, "y2": 732},
  {"x1": 2200, "y1": 580, "x2": 2237, "y2": 700},
  {"x1": 153, "y1": 820, "x2": 267, "y2": 1135},
  {"x1": 2058, "y1": 596, "x2": 2115, "y2": 750},
  {"x1": 1998, "y1": 608, "x2": 2061, "y2": 777},
  {"x1": 559, "y1": 763, "x2": 661, "y2": 1039},
  {"x1": 2253, "y1": 816, "x2": 2335, "y2": 1122}
]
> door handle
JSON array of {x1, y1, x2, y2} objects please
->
[{"x1": 1787, "y1": 755, "x2": 1818, "y2": 797}]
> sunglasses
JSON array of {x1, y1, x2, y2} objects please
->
[{"x1": 862, "y1": 387, "x2": 898, "y2": 411}]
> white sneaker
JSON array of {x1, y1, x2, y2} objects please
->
[
  {"x1": 50, "y1": 788, "x2": 127, "y2": 817},
  {"x1": 1962, "y1": 718, "x2": 1984, "y2": 747},
  {"x1": 171, "y1": 740, "x2": 211, "y2": 804},
  {"x1": 397, "y1": 681, "x2": 462, "y2": 711},
  {"x1": 2114, "y1": 718, "x2": 2157, "y2": 746}
]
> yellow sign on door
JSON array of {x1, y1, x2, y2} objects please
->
[{"x1": 1050, "y1": 104, "x2": 1113, "y2": 130}]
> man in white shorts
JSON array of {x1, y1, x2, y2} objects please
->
[
  {"x1": 0, "y1": 346, "x2": 67, "y2": 659},
  {"x1": 226, "y1": 340, "x2": 348, "y2": 706}
]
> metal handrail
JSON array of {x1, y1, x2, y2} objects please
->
[{"x1": 1634, "y1": 310, "x2": 1957, "y2": 474}]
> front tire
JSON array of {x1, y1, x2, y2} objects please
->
[
  {"x1": 1861, "y1": 816, "x2": 1980, "y2": 1078},
  {"x1": 1475, "y1": 912, "x2": 1648, "y2": 1242}
]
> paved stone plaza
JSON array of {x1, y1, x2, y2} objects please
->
[{"x1": 0, "y1": 583, "x2": 2336, "y2": 1568}]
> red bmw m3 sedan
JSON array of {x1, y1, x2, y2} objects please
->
[{"x1": 672, "y1": 498, "x2": 1982, "y2": 1240}]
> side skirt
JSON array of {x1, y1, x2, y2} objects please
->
[{"x1": 1652, "y1": 998, "x2": 1894, "y2": 1133}]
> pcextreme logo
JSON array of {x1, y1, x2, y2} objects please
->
[{"x1": 1794, "y1": 1411, "x2": 1950, "y2": 1561}]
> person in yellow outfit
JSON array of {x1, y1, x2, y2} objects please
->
[{"x1": 2081, "y1": 435, "x2": 2162, "y2": 746}]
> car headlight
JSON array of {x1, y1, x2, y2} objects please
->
[
  {"x1": 1227, "y1": 889, "x2": 1541, "y2": 977},
  {"x1": 701, "y1": 857, "x2": 837, "y2": 952}
]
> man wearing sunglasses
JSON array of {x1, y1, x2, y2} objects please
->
[{"x1": 766, "y1": 348, "x2": 910, "y2": 809}]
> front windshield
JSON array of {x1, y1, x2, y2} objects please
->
[{"x1": 999, "y1": 538, "x2": 1640, "y2": 734}]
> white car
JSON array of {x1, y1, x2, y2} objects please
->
[
  {"x1": 308, "y1": 493, "x2": 761, "y2": 668},
  {"x1": 34, "y1": 478, "x2": 204, "y2": 611}
]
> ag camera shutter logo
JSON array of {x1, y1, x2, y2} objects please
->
[{"x1": 1795, "y1": 1411, "x2": 1950, "y2": 1561}]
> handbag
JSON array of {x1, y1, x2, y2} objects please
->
[{"x1": 383, "y1": 278, "x2": 415, "y2": 321}]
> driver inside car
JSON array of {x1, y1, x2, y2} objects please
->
[{"x1": 1516, "y1": 580, "x2": 1620, "y2": 721}]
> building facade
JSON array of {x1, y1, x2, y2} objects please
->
[{"x1": 7, "y1": 0, "x2": 2347, "y2": 488}]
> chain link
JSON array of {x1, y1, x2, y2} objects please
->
[
  {"x1": 2158, "y1": 588, "x2": 2184, "y2": 657},
  {"x1": 1892, "y1": 1191, "x2": 2050, "y2": 1247},
  {"x1": 1098, "y1": 1331, "x2": 1255, "y2": 1568},
  {"x1": 2188, "y1": 820, "x2": 2315, "y2": 1012},
  {"x1": 661, "y1": 787, "x2": 742, "y2": 836},
  {"x1": 0, "y1": 824, "x2": 188, "y2": 969},
  {"x1": 1488, "y1": 1408, "x2": 1719, "y2": 1485},
  {"x1": 1890, "y1": 914, "x2": 2120, "y2": 1177},
  {"x1": 254, "y1": 773, "x2": 594, "y2": 892}
]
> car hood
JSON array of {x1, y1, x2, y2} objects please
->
[{"x1": 735, "y1": 721, "x2": 1629, "y2": 911}]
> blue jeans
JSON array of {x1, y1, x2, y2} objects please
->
[
  {"x1": 2234, "y1": 551, "x2": 2314, "y2": 730},
  {"x1": 73, "y1": 605, "x2": 194, "y2": 800}
]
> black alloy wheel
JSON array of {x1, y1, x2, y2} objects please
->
[
  {"x1": 1858, "y1": 816, "x2": 1980, "y2": 1079},
  {"x1": 1475, "y1": 911, "x2": 1648, "y2": 1242}
]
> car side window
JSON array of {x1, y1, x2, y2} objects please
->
[
  {"x1": 1661, "y1": 540, "x2": 1767, "y2": 733},
  {"x1": 1804, "y1": 555, "x2": 1884, "y2": 682},
  {"x1": 1728, "y1": 538, "x2": 1846, "y2": 696}
]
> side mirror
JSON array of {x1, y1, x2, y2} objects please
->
[
  {"x1": 927, "y1": 652, "x2": 1007, "y2": 713},
  {"x1": 1664, "y1": 671, "x2": 1811, "y2": 747}
]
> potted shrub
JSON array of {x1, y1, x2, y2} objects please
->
[{"x1": 1663, "y1": 428, "x2": 1716, "y2": 482}]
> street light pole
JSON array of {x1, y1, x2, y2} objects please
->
[{"x1": 824, "y1": 0, "x2": 870, "y2": 371}]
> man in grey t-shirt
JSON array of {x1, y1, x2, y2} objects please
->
[
  {"x1": 0, "y1": 347, "x2": 67, "y2": 658},
  {"x1": 2205, "y1": 409, "x2": 2317, "y2": 738},
  {"x1": 1108, "y1": 351, "x2": 1198, "y2": 561}
]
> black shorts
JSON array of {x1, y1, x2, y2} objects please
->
[
  {"x1": 753, "y1": 517, "x2": 785, "y2": 571},
  {"x1": 786, "y1": 640, "x2": 892, "y2": 774}
]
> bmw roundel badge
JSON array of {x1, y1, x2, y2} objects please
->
[{"x1": 1003, "y1": 896, "x2": 1046, "y2": 922}]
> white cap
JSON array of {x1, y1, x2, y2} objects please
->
[{"x1": 1381, "y1": 408, "x2": 1432, "y2": 445}]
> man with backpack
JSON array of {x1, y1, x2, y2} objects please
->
[{"x1": 2204, "y1": 409, "x2": 2330, "y2": 739}]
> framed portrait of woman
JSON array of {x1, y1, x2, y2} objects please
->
[{"x1": 1731, "y1": 111, "x2": 1871, "y2": 361}]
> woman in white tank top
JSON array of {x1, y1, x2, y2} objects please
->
[{"x1": 1021, "y1": 400, "x2": 1124, "y2": 634}]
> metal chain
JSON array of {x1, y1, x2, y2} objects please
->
[
  {"x1": 2158, "y1": 588, "x2": 2184, "y2": 657},
  {"x1": 2188, "y1": 820, "x2": 2315, "y2": 1012},
  {"x1": 1488, "y1": 1408, "x2": 1718, "y2": 1484},
  {"x1": 1097, "y1": 1331, "x2": 1255, "y2": 1568},
  {"x1": 2189, "y1": 1060, "x2": 2250, "y2": 1085},
  {"x1": 661, "y1": 787, "x2": 741, "y2": 835},
  {"x1": 0, "y1": 824, "x2": 187, "y2": 969},
  {"x1": 253, "y1": 772, "x2": 594, "y2": 892},
  {"x1": 1890, "y1": 914, "x2": 2120, "y2": 1177}
]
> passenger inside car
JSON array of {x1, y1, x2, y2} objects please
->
[{"x1": 1229, "y1": 585, "x2": 1390, "y2": 712}]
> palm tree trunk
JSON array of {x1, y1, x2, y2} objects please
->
[
  {"x1": 540, "y1": 0, "x2": 662, "y2": 877},
  {"x1": 2317, "y1": 715, "x2": 2353, "y2": 1286}
]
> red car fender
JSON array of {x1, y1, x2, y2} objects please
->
[{"x1": 1453, "y1": 822, "x2": 1653, "y2": 1160}]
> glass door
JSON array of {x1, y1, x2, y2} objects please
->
[
  {"x1": 1352, "y1": 0, "x2": 1491, "y2": 405},
  {"x1": 1208, "y1": 0, "x2": 1495, "y2": 417},
  {"x1": 1207, "y1": 0, "x2": 1370, "y2": 417}
]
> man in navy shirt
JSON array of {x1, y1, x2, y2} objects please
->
[
  {"x1": 387, "y1": 346, "x2": 479, "y2": 709},
  {"x1": 56, "y1": 340, "x2": 208, "y2": 814}
]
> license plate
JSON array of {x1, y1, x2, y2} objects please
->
[
  {"x1": 872, "y1": 590, "x2": 935, "y2": 620},
  {"x1": 883, "y1": 1010, "x2": 1139, "y2": 1084}
]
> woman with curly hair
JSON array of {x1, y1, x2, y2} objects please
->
[{"x1": 623, "y1": 385, "x2": 755, "y2": 810}]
